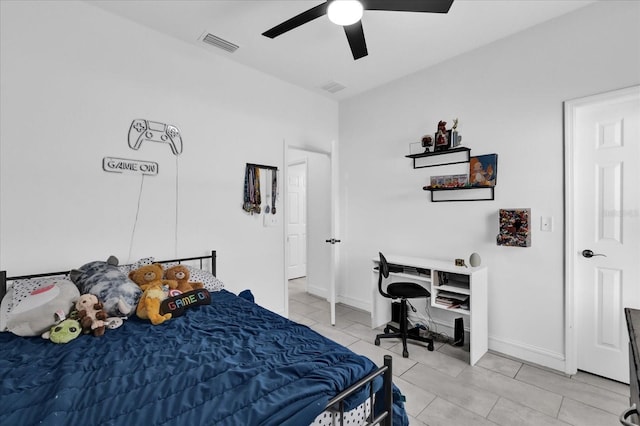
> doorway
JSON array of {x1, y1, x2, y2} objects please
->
[
  {"x1": 287, "y1": 161, "x2": 307, "y2": 280},
  {"x1": 565, "y1": 85, "x2": 640, "y2": 383},
  {"x1": 283, "y1": 143, "x2": 337, "y2": 324}
]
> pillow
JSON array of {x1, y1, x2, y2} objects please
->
[
  {"x1": 70, "y1": 256, "x2": 142, "y2": 317},
  {"x1": 161, "y1": 263, "x2": 224, "y2": 292},
  {"x1": 0, "y1": 274, "x2": 69, "y2": 332},
  {"x1": 127, "y1": 257, "x2": 224, "y2": 292},
  {"x1": 5, "y1": 278, "x2": 79, "y2": 336},
  {"x1": 117, "y1": 257, "x2": 155, "y2": 275},
  {"x1": 184, "y1": 265, "x2": 224, "y2": 292}
]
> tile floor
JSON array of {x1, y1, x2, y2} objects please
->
[{"x1": 288, "y1": 278, "x2": 630, "y2": 426}]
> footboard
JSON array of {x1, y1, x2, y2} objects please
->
[{"x1": 324, "y1": 355, "x2": 393, "y2": 426}]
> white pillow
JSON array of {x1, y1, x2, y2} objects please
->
[
  {"x1": 184, "y1": 265, "x2": 224, "y2": 292},
  {"x1": 117, "y1": 257, "x2": 155, "y2": 275},
  {"x1": 4, "y1": 277, "x2": 78, "y2": 336},
  {"x1": 123, "y1": 257, "x2": 224, "y2": 292},
  {"x1": 161, "y1": 262, "x2": 224, "y2": 292},
  {"x1": 0, "y1": 286, "x2": 15, "y2": 332}
]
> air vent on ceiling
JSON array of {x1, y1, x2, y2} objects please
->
[
  {"x1": 199, "y1": 32, "x2": 239, "y2": 53},
  {"x1": 321, "y1": 81, "x2": 346, "y2": 94}
]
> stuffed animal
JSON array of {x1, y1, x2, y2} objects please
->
[
  {"x1": 70, "y1": 256, "x2": 142, "y2": 318},
  {"x1": 75, "y1": 293, "x2": 107, "y2": 337},
  {"x1": 164, "y1": 265, "x2": 204, "y2": 294},
  {"x1": 42, "y1": 319, "x2": 82, "y2": 344},
  {"x1": 6, "y1": 279, "x2": 80, "y2": 337},
  {"x1": 128, "y1": 264, "x2": 178, "y2": 325}
]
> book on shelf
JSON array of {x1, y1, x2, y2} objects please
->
[
  {"x1": 435, "y1": 292, "x2": 469, "y2": 310},
  {"x1": 436, "y1": 291, "x2": 468, "y2": 302}
]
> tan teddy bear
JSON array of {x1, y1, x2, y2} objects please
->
[
  {"x1": 128, "y1": 264, "x2": 178, "y2": 325},
  {"x1": 164, "y1": 265, "x2": 204, "y2": 294},
  {"x1": 75, "y1": 293, "x2": 107, "y2": 337}
]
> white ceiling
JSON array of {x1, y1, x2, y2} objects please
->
[{"x1": 89, "y1": 0, "x2": 595, "y2": 101}]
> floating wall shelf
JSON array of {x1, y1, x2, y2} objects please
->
[
  {"x1": 405, "y1": 147, "x2": 471, "y2": 169},
  {"x1": 423, "y1": 186, "x2": 495, "y2": 202}
]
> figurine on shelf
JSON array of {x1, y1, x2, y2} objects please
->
[
  {"x1": 421, "y1": 135, "x2": 433, "y2": 153},
  {"x1": 451, "y1": 118, "x2": 462, "y2": 147}
]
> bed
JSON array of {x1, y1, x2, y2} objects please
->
[{"x1": 0, "y1": 251, "x2": 409, "y2": 426}]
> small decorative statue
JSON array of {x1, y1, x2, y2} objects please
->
[{"x1": 421, "y1": 135, "x2": 433, "y2": 153}]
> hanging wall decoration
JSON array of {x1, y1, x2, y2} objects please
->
[
  {"x1": 128, "y1": 119, "x2": 183, "y2": 155},
  {"x1": 242, "y1": 163, "x2": 278, "y2": 216},
  {"x1": 497, "y1": 208, "x2": 531, "y2": 247},
  {"x1": 103, "y1": 157, "x2": 159, "y2": 176}
]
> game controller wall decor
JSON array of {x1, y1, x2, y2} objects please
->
[{"x1": 128, "y1": 119, "x2": 183, "y2": 156}]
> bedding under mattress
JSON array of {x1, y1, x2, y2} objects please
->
[{"x1": 0, "y1": 289, "x2": 407, "y2": 425}]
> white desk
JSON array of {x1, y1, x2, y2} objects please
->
[{"x1": 371, "y1": 255, "x2": 488, "y2": 365}]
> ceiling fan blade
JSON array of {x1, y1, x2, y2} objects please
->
[
  {"x1": 344, "y1": 21, "x2": 368, "y2": 60},
  {"x1": 262, "y1": 2, "x2": 329, "y2": 38},
  {"x1": 362, "y1": 0, "x2": 454, "y2": 13}
]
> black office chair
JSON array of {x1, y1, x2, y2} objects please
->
[{"x1": 374, "y1": 252, "x2": 434, "y2": 357}]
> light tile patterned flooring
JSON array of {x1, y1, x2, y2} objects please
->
[{"x1": 288, "y1": 278, "x2": 630, "y2": 426}]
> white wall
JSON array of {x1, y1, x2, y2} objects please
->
[
  {"x1": 337, "y1": 1, "x2": 640, "y2": 369},
  {"x1": 0, "y1": 0, "x2": 338, "y2": 314}
]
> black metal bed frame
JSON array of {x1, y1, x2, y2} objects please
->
[{"x1": 0, "y1": 250, "x2": 394, "y2": 426}]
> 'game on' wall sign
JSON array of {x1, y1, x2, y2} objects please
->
[{"x1": 103, "y1": 157, "x2": 158, "y2": 176}]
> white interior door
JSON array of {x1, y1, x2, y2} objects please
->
[
  {"x1": 566, "y1": 85, "x2": 640, "y2": 383},
  {"x1": 287, "y1": 162, "x2": 307, "y2": 280},
  {"x1": 284, "y1": 143, "x2": 337, "y2": 325}
]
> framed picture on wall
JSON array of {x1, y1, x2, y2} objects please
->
[
  {"x1": 469, "y1": 154, "x2": 498, "y2": 186},
  {"x1": 497, "y1": 208, "x2": 531, "y2": 247}
]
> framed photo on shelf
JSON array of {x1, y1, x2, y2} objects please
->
[
  {"x1": 434, "y1": 130, "x2": 451, "y2": 151},
  {"x1": 469, "y1": 154, "x2": 498, "y2": 187}
]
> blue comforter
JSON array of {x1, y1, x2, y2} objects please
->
[{"x1": 0, "y1": 290, "x2": 408, "y2": 425}]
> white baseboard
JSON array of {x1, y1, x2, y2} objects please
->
[
  {"x1": 338, "y1": 294, "x2": 370, "y2": 312},
  {"x1": 488, "y1": 335, "x2": 566, "y2": 373},
  {"x1": 307, "y1": 285, "x2": 326, "y2": 299},
  {"x1": 307, "y1": 288, "x2": 371, "y2": 313},
  {"x1": 325, "y1": 294, "x2": 567, "y2": 372}
]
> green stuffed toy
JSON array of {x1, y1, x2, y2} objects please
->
[{"x1": 42, "y1": 319, "x2": 82, "y2": 344}]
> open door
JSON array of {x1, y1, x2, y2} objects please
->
[{"x1": 284, "y1": 141, "x2": 339, "y2": 325}]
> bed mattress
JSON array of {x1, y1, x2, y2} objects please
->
[{"x1": 0, "y1": 289, "x2": 407, "y2": 425}]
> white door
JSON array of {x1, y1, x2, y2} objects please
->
[
  {"x1": 284, "y1": 143, "x2": 338, "y2": 325},
  {"x1": 287, "y1": 162, "x2": 307, "y2": 279},
  {"x1": 566, "y1": 85, "x2": 640, "y2": 383}
]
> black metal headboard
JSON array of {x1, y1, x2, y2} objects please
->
[{"x1": 0, "y1": 250, "x2": 217, "y2": 302}]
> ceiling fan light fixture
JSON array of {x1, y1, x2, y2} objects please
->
[{"x1": 327, "y1": 0, "x2": 364, "y2": 26}]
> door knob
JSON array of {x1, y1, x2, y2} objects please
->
[{"x1": 582, "y1": 249, "x2": 606, "y2": 258}]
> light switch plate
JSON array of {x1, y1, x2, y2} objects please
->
[
  {"x1": 541, "y1": 216, "x2": 553, "y2": 232},
  {"x1": 263, "y1": 214, "x2": 279, "y2": 227}
]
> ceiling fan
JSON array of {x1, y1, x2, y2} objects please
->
[{"x1": 262, "y1": 0, "x2": 455, "y2": 60}]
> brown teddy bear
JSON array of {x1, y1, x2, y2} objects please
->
[
  {"x1": 75, "y1": 293, "x2": 107, "y2": 337},
  {"x1": 128, "y1": 264, "x2": 178, "y2": 325},
  {"x1": 164, "y1": 265, "x2": 204, "y2": 294}
]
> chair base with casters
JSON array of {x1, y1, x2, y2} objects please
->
[
  {"x1": 374, "y1": 298, "x2": 434, "y2": 358},
  {"x1": 374, "y1": 252, "x2": 434, "y2": 358}
]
